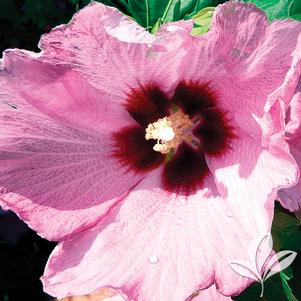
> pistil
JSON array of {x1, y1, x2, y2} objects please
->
[{"x1": 145, "y1": 110, "x2": 196, "y2": 154}]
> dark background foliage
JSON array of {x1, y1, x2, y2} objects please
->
[
  {"x1": 0, "y1": 0, "x2": 85, "y2": 54},
  {"x1": 0, "y1": 210, "x2": 56, "y2": 301}
]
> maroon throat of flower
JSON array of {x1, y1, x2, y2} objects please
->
[{"x1": 113, "y1": 81, "x2": 235, "y2": 196}]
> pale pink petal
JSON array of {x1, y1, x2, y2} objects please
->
[
  {"x1": 99, "y1": 7, "x2": 155, "y2": 44},
  {"x1": 0, "y1": 52, "x2": 142, "y2": 241},
  {"x1": 183, "y1": 2, "x2": 301, "y2": 140},
  {"x1": 277, "y1": 53, "x2": 301, "y2": 212},
  {"x1": 278, "y1": 86, "x2": 301, "y2": 211},
  {"x1": 180, "y1": 0, "x2": 301, "y2": 224},
  {"x1": 42, "y1": 166, "x2": 273, "y2": 300},
  {"x1": 194, "y1": 285, "x2": 232, "y2": 301},
  {"x1": 39, "y1": 2, "x2": 190, "y2": 102},
  {"x1": 45, "y1": 2, "x2": 155, "y2": 45}
]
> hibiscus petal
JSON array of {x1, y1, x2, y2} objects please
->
[
  {"x1": 39, "y1": 2, "x2": 190, "y2": 102},
  {"x1": 1, "y1": 50, "x2": 134, "y2": 133},
  {"x1": 204, "y1": 135, "x2": 297, "y2": 296},
  {"x1": 285, "y1": 90, "x2": 301, "y2": 139},
  {"x1": 0, "y1": 52, "x2": 143, "y2": 241},
  {"x1": 278, "y1": 87, "x2": 301, "y2": 211},
  {"x1": 183, "y1": 2, "x2": 301, "y2": 140},
  {"x1": 201, "y1": 52, "x2": 299, "y2": 292},
  {"x1": 125, "y1": 84, "x2": 171, "y2": 127},
  {"x1": 42, "y1": 167, "x2": 268, "y2": 300}
]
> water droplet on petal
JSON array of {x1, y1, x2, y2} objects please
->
[{"x1": 148, "y1": 255, "x2": 159, "y2": 264}]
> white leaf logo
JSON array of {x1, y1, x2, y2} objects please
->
[
  {"x1": 229, "y1": 233, "x2": 297, "y2": 297},
  {"x1": 263, "y1": 250, "x2": 297, "y2": 281}
]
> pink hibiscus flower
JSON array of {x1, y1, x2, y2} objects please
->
[{"x1": 0, "y1": 1, "x2": 300, "y2": 301}]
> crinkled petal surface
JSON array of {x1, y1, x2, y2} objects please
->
[
  {"x1": 278, "y1": 80, "x2": 301, "y2": 211},
  {"x1": 39, "y1": 1, "x2": 191, "y2": 101},
  {"x1": 183, "y1": 2, "x2": 301, "y2": 134}
]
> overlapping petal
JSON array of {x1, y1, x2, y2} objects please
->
[
  {"x1": 278, "y1": 79, "x2": 301, "y2": 211},
  {"x1": 194, "y1": 285, "x2": 232, "y2": 300},
  {"x1": 39, "y1": 1, "x2": 191, "y2": 102},
  {"x1": 276, "y1": 36, "x2": 301, "y2": 212},
  {"x1": 183, "y1": 2, "x2": 301, "y2": 140}
]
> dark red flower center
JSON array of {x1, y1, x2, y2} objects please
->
[{"x1": 113, "y1": 82, "x2": 235, "y2": 196}]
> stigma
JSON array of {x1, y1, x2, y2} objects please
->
[{"x1": 145, "y1": 110, "x2": 196, "y2": 154}]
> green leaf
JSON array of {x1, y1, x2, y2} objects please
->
[
  {"x1": 172, "y1": 0, "x2": 182, "y2": 21},
  {"x1": 243, "y1": 0, "x2": 301, "y2": 21},
  {"x1": 272, "y1": 204, "x2": 301, "y2": 252},
  {"x1": 95, "y1": 0, "x2": 226, "y2": 31},
  {"x1": 186, "y1": 6, "x2": 215, "y2": 35},
  {"x1": 160, "y1": 0, "x2": 223, "y2": 25},
  {"x1": 282, "y1": 266, "x2": 294, "y2": 280},
  {"x1": 151, "y1": 18, "x2": 163, "y2": 34},
  {"x1": 280, "y1": 271, "x2": 298, "y2": 301},
  {"x1": 233, "y1": 273, "x2": 290, "y2": 301}
]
